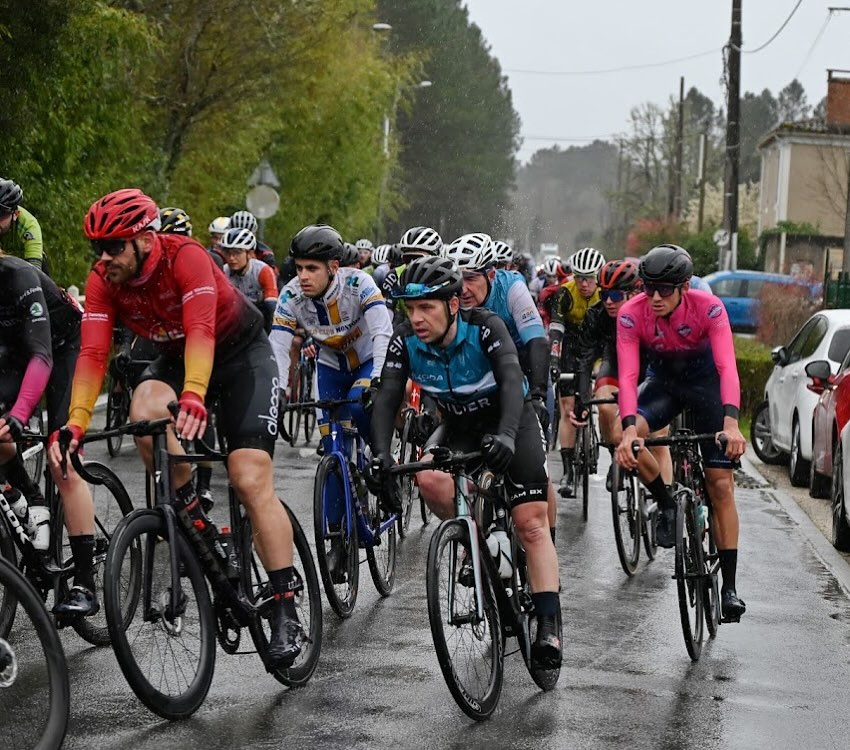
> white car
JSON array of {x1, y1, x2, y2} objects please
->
[{"x1": 760, "y1": 309, "x2": 850, "y2": 486}]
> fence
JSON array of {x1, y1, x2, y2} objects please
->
[{"x1": 825, "y1": 272, "x2": 850, "y2": 309}]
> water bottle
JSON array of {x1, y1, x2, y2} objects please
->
[
  {"x1": 696, "y1": 504, "x2": 708, "y2": 534},
  {"x1": 486, "y1": 530, "x2": 513, "y2": 579},
  {"x1": 9, "y1": 492, "x2": 36, "y2": 538},
  {"x1": 218, "y1": 526, "x2": 240, "y2": 580}
]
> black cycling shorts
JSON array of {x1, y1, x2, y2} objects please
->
[
  {"x1": 637, "y1": 370, "x2": 731, "y2": 469},
  {"x1": 424, "y1": 401, "x2": 549, "y2": 508},
  {"x1": 137, "y1": 329, "x2": 279, "y2": 456}
]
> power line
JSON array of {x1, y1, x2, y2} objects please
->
[
  {"x1": 733, "y1": 0, "x2": 804, "y2": 54},
  {"x1": 522, "y1": 133, "x2": 619, "y2": 143},
  {"x1": 503, "y1": 48, "x2": 719, "y2": 77},
  {"x1": 795, "y1": 11, "x2": 833, "y2": 79}
]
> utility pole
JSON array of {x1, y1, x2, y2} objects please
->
[
  {"x1": 697, "y1": 132, "x2": 708, "y2": 232},
  {"x1": 674, "y1": 76, "x2": 685, "y2": 220},
  {"x1": 721, "y1": 0, "x2": 742, "y2": 270}
]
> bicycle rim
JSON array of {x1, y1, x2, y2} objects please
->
[
  {"x1": 396, "y1": 414, "x2": 416, "y2": 537},
  {"x1": 313, "y1": 456, "x2": 359, "y2": 618},
  {"x1": 703, "y1": 512, "x2": 721, "y2": 637},
  {"x1": 641, "y1": 489, "x2": 658, "y2": 561},
  {"x1": 55, "y1": 462, "x2": 140, "y2": 646},
  {"x1": 581, "y1": 429, "x2": 590, "y2": 521},
  {"x1": 0, "y1": 520, "x2": 19, "y2": 639},
  {"x1": 0, "y1": 556, "x2": 69, "y2": 750},
  {"x1": 366, "y1": 489, "x2": 397, "y2": 597},
  {"x1": 104, "y1": 510, "x2": 216, "y2": 719},
  {"x1": 675, "y1": 494, "x2": 705, "y2": 661},
  {"x1": 611, "y1": 467, "x2": 640, "y2": 576},
  {"x1": 426, "y1": 520, "x2": 503, "y2": 721},
  {"x1": 243, "y1": 502, "x2": 323, "y2": 686}
]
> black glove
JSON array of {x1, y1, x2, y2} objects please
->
[
  {"x1": 276, "y1": 391, "x2": 291, "y2": 442},
  {"x1": 531, "y1": 397, "x2": 549, "y2": 434},
  {"x1": 365, "y1": 453, "x2": 402, "y2": 513},
  {"x1": 1, "y1": 414, "x2": 24, "y2": 443},
  {"x1": 573, "y1": 397, "x2": 589, "y2": 422},
  {"x1": 114, "y1": 345, "x2": 132, "y2": 375},
  {"x1": 361, "y1": 377, "x2": 381, "y2": 412},
  {"x1": 481, "y1": 434, "x2": 515, "y2": 475}
]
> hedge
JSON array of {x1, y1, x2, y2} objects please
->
[{"x1": 735, "y1": 336, "x2": 774, "y2": 418}]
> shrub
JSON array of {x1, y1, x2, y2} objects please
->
[
  {"x1": 756, "y1": 283, "x2": 819, "y2": 346},
  {"x1": 735, "y1": 336, "x2": 774, "y2": 417}
]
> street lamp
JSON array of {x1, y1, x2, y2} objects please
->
[{"x1": 246, "y1": 158, "x2": 280, "y2": 243}]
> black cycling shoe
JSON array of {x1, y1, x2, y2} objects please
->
[
  {"x1": 655, "y1": 507, "x2": 677, "y2": 549},
  {"x1": 326, "y1": 538, "x2": 348, "y2": 585},
  {"x1": 198, "y1": 488, "x2": 214, "y2": 513},
  {"x1": 267, "y1": 607, "x2": 304, "y2": 669},
  {"x1": 558, "y1": 472, "x2": 575, "y2": 498},
  {"x1": 53, "y1": 585, "x2": 99, "y2": 618},
  {"x1": 605, "y1": 465, "x2": 624, "y2": 493},
  {"x1": 721, "y1": 588, "x2": 746, "y2": 623},
  {"x1": 531, "y1": 615, "x2": 562, "y2": 669}
]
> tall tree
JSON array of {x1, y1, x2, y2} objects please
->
[
  {"x1": 777, "y1": 78, "x2": 810, "y2": 123},
  {"x1": 739, "y1": 88, "x2": 778, "y2": 182}
]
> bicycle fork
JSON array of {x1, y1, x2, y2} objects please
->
[{"x1": 448, "y1": 475, "x2": 487, "y2": 625}]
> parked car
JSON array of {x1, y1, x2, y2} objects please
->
[
  {"x1": 751, "y1": 310, "x2": 850, "y2": 487},
  {"x1": 806, "y1": 350, "x2": 850, "y2": 499},
  {"x1": 702, "y1": 270, "x2": 820, "y2": 332},
  {"x1": 835, "y1": 417, "x2": 850, "y2": 551}
]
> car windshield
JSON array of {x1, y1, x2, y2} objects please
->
[{"x1": 828, "y1": 328, "x2": 850, "y2": 363}]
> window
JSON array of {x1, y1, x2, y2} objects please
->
[
  {"x1": 828, "y1": 328, "x2": 850, "y2": 364},
  {"x1": 747, "y1": 280, "x2": 764, "y2": 298},
  {"x1": 786, "y1": 317, "x2": 819, "y2": 360},
  {"x1": 798, "y1": 317, "x2": 828, "y2": 360},
  {"x1": 710, "y1": 279, "x2": 744, "y2": 297}
]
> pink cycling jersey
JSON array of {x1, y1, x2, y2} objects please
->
[{"x1": 616, "y1": 289, "x2": 740, "y2": 422}]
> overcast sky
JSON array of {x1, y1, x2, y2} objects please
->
[{"x1": 462, "y1": 0, "x2": 849, "y2": 163}]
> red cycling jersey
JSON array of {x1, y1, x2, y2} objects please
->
[{"x1": 68, "y1": 234, "x2": 259, "y2": 431}]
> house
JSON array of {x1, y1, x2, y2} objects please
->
[{"x1": 758, "y1": 70, "x2": 850, "y2": 281}]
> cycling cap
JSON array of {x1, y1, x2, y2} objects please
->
[
  {"x1": 393, "y1": 256, "x2": 463, "y2": 300},
  {"x1": 221, "y1": 227, "x2": 257, "y2": 252},
  {"x1": 230, "y1": 210, "x2": 258, "y2": 234},
  {"x1": 542, "y1": 257, "x2": 561, "y2": 277},
  {"x1": 159, "y1": 207, "x2": 193, "y2": 236},
  {"x1": 444, "y1": 232, "x2": 495, "y2": 271},
  {"x1": 84, "y1": 189, "x2": 161, "y2": 240},
  {"x1": 569, "y1": 247, "x2": 605, "y2": 276},
  {"x1": 599, "y1": 258, "x2": 639, "y2": 291},
  {"x1": 290, "y1": 224, "x2": 343, "y2": 261},
  {"x1": 340, "y1": 242, "x2": 360, "y2": 267},
  {"x1": 492, "y1": 240, "x2": 513, "y2": 264},
  {"x1": 639, "y1": 244, "x2": 693, "y2": 285},
  {"x1": 0, "y1": 178, "x2": 23, "y2": 212},
  {"x1": 399, "y1": 226, "x2": 443, "y2": 257},
  {"x1": 208, "y1": 216, "x2": 230, "y2": 235}
]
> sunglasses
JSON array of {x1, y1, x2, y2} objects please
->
[
  {"x1": 600, "y1": 289, "x2": 627, "y2": 303},
  {"x1": 643, "y1": 282, "x2": 680, "y2": 298},
  {"x1": 91, "y1": 239, "x2": 128, "y2": 258},
  {"x1": 574, "y1": 274, "x2": 596, "y2": 283}
]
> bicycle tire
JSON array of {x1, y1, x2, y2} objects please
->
[
  {"x1": 0, "y1": 555, "x2": 69, "y2": 750},
  {"x1": 287, "y1": 365, "x2": 302, "y2": 448},
  {"x1": 242, "y1": 501, "x2": 323, "y2": 687},
  {"x1": 0, "y1": 522, "x2": 18, "y2": 639},
  {"x1": 104, "y1": 509, "x2": 216, "y2": 719},
  {"x1": 54, "y1": 461, "x2": 139, "y2": 646},
  {"x1": 675, "y1": 491, "x2": 705, "y2": 661},
  {"x1": 581, "y1": 426, "x2": 591, "y2": 521},
  {"x1": 396, "y1": 412, "x2": 416, "y2": 538},
  {"x1": 641, "y1": 489, "x2": 658, "y2": 561},
  {"x1": 301, "y1": 362, "x2": 317, "y2": 444},
  {"x1": 611, "y1": 465, "x2": 640, "y2": 576},
  {"x1": 703, "y1": 507, "x2": 721, "y2": 637},
  {"x1": 105, "y1": 378, "x2": 127, "y2": 457},
  {"x1": 313, "y1": 455, "x2": 359, "y2": 618},
  {"x1": 365, "y1": 487, "x2": 397, "y2": 597},
  {"x1": 420, "y1": 495, "x2": 433, "y2": 525},
  {"x1": 426, "y1": 520, "x2": 503, "y2": 721},
  {"x1": 549, "y1": 402, "x2": 560, "y2": 452}
]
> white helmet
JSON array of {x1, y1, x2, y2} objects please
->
[
  {"x1": 399, "y1": 226, "x2": 443, "y2": 258},
  {"x1": 372, "y1": 244, "x2": 391, "y2": 265},
  {"x1": 230, "y1": 210, "x2": 258, "y2": 234},
  {"x1": 492, "y1": 240, "x2": 513, "y2": 265},
  {"x1": 208, "y1": 216, "x2": 230, "y2": 235},
  {"x1": 220, "y1": 227, "x2": 257, "y2": 252},
  {"x1": 569, "y1": 247, "x2": 605, "y2": 277},
  {"x1": 356, "y1": 238, "x2": 374, "y2": 251},
  {"x1": 542, "y1": 257, "x2": 561, "y2": 277},
  {"x1": 444, "y1": 232, "x2": 495, "y2": 271}
]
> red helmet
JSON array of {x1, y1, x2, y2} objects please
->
[
  {"x1": 599, "y1": 258, "x2": 639, "y2": 291},
  {"x1": 84, "y1": 189, "x2": 160, "y2": 240}
]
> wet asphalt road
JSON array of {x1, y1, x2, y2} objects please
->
[{"x1": 13, "y1": 420, "x2": 850, "y2": 749}]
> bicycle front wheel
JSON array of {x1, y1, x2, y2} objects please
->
[
  {"x1": 287, "y1": 365, "x2": 302, "y2": 448},
  {"x1": 426, "y1": 520, "x2": 503, "y2": 721},
  {"x1": 55, "y1": 461, "x2": 139, "y2": 646},
  {"x1": 675, "y1": 492, "x2": 705, "y2": 661},
  {"x1": 395, "y1": 411, "x2": 417, "y2": 538},
  {"x1": 301, "y1": 363, "x2": 317, "y2": 444},
  {"x1": 243, "y1": 501, "x2": 323, "y2": 687},
  {"x1": 105, "y1": 378, "x2": 127, "y2": 457},
  {"x1": 365, "y1": 488, "x2": 397, "y2": 597},
  {"x1": 611, "y1": 466, "x2": 640, "y2": 576},
  {"x1": 0, "y1": 522, "x2": 18, "y2": 639},
  {"x1": 104, "y1": 510, "x2": 216, "y2": 719},
  {"x1": 703, "y1": 507, "x2": 721, "y2": 637},
  {"x1": 0, "y1": 555, "x2": 69, "y2": 750}
]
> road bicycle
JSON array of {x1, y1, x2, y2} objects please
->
[
  {"x1": 608, "y1": 447, "x2": 658, "y2": 577},
  {"x1": 104, "y1": 353, "x2": 153, "y2": 457},
  {"x1": 89, "y1": 410, "x2": 322, "y2": 719},
  {"x1": 394, "y1": 381, "x2": 432, "y2": 534},
  {"x1": 569, "y1": 376, "x2": 602, "y2": 521},
  {"x1": 0, "y1": 433, "x2": 133, "y2": 646},
  {"x1": 0, "y1": 554, "x2": 70, "y2": 750},
  {"x1": 390, "y1": 447, "x2": 561, "y2": 721},
  {"x1": 22, "y1": 406, "x2": 44, "y2": 486},
  {"x1": 642, "y1": 430, "x2": 726, "y2": 661},
  {"x1": 291, "y1": 397, "x2": 398, "y2": 618},
  {"x1": 285, "y1": 344, "x2": 317, "y2": 447}
]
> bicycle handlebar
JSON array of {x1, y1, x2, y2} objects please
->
[
  {"x1": 281, "y1": 397, "x2": 359, "y2": 412},
  {"x1": 631, "y1": 432, "x2": 729, "y2": 455},
  {"x1": 388, "y1": 449, "x2": 484, "y2": 477}
]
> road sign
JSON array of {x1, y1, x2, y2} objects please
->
[
  {"x1": 246, "y1": 185, "x2": 280, "y2": 220},
  {"x1": 713, "y1": 229, "x2": 730, "y2": 246}
]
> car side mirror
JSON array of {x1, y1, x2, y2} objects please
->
[
  {"x1": 771, "y1": 346, "x2": 788, "y2": 366},
  {"x1": 805, "y1": 359, "x2": 833, "y2": 394}
]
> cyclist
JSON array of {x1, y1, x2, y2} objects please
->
[
  {"x1": 614, "y1": 244, "x2": 747, "y2": 622},
  {"x1": 339, "y1": 242, "x2": 361, "y2": 268},
  {"x1": 380, "y1": 226, "x2": 443, "y2": 320},
  {"x1": 549, "y1": 246, "x2": 605, "y2": 497},
  {"x1": 49, "y1": 189, "x2": 305, "y2": 664},
  {"x1": 536, "y1": 257, "x2": 566, "y2": 329},
  {"x1": 0, "y1": 254, "x2": 92, "y2": 615},
  {"x1": 356, "y1": 238, "x2": 374, "y2": 270},
  {"x1": 269, "y1": 224, "x2": 392, "y2": 456},
  {"x1": 371, "y1": 243, "x2": 393, "y2": 290},
  {"x1": 0, "y1": 178, "x2": 48, "y2": 273},
  {"x1": 221, "y1": 226, "x2": 278, "y2": 332},
  {"x1": 206, "y1": 216, "x2": 230, "y2": 269},
  {"x1": 159, "y1": 206, "x2": 193, "y2": 237},
  {"x1": 230, "y1": 210, "x2": 276, "y2": 269},
  {"x1": 369, "y1": 255, "x2": 562, "y2": 669},
  {"x1": 492, "y1": 240, "x2": 514, "y2": 270}
]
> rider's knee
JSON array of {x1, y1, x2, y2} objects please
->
[
  {"x1": 705, "y1": 471, "x2": 735, "y2": 504},
  {"x1": 513, "y1": 506, "x2": 549, "y2": 546}
]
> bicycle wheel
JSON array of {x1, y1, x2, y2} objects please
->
[
  {"x1": 313, "y1": 455, "x2": 359, "y2": 618},
  {"x1": 426, "y1": 520, "x2": 503, "y2": 721},
  {"x1": 365, "y1": 486, "x2": 397, "y2": 597},
  {"x1": 420, "y1": 494, "x2": 433, "y2": 525},
  {"x1": 0, "y1": 522, "x2": 18, "y2": 639},
  {"x1": 611, "y1": 466, "x2": 640, "y2": 576},
  {"x1": 549, "y1": 402, "x2": 560, "y2": 452},
  {"x1": 674, "y1": 491, "x2": 705, "y2": 661},
  {"x1": 53, "y1": 461, "x2": 139, "y2": 646},
  {"x1": 703, "y1": 507, "x2": 721, "y2": 637},
  {"x1": 287, "y1": 365, "x2": 302, "y2": 448},
  {"x1": 641, "y1": 489, "x2": 658, "y2": 561},
  {"x1": 574, "y1": 429, "x2": 589, "y2": 521},
  {"x1": 301, "y1": 363, "x2": 317, "y2": 444},
  {"x1": 395, "y1": 412, "x2": 416, "y2": 538},
  {"x1": 0, "y1": 555, "x2": 69, "y2": 750},
  {"x1": 104, "y1": 509, "x2": 216, "y2": 719},
  {"x1": 242, "y1": 501, "x2": 323, "y2": 687},
  {"x1": 21, "y1": 407, "x2": 45, "y2": 485},
  {"x1": 105, "y1": 378, "x2": 128, "y2": 457}
]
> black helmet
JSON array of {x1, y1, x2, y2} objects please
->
[
  {"x1": 392, "y1": 256, "x2": 462, "y2": 300},
  {"x1": 0, "y1": 178, "x2": 23, "y2": 213},
  {"x1": 639, "y1": 244, "x2": 693, "y2": 285},
  {"x1": 159, "y1": 207, "x2": 193, "y2": 236},
  {"x1": 387, "y1": 244, "x2": 403, "y2": 267},
  {"x1": 599, "y1": 259, "x2": 640, "y2": 291},
  {"x1": 290, "y1": 224, "x2": 344, "y2": 261},
  {"x1": 340, "y1": 242, "x2": 360, "y2": 267}
]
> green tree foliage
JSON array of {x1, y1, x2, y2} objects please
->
[
  {"x1": 376, "y1": 0, "x2": 520, "y2": 242},
  {"x1": 739, "y1": 88, "x2": 778, "y2": 182}
]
